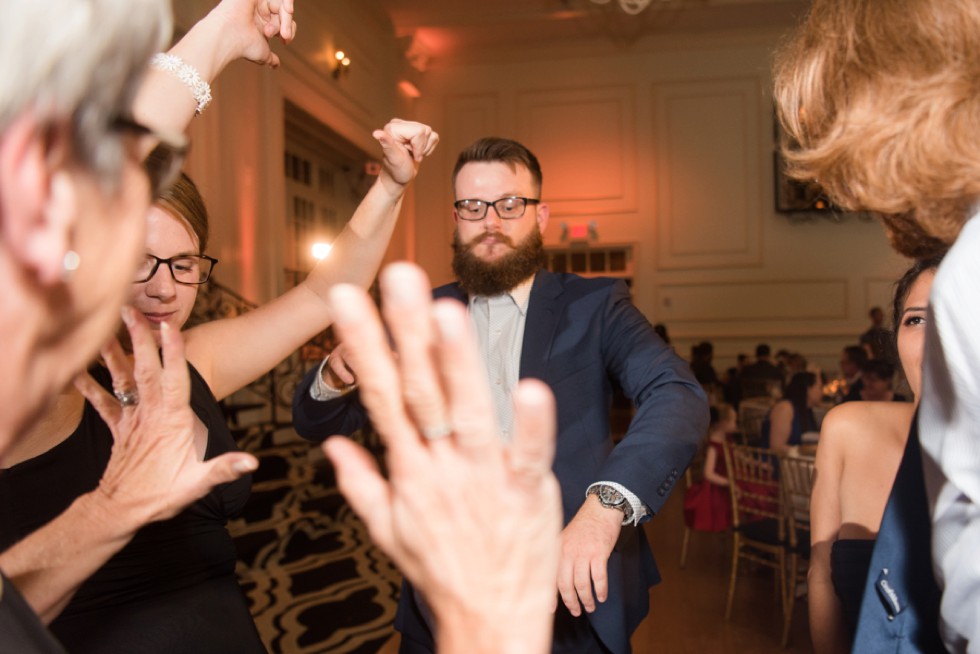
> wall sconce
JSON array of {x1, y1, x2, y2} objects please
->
[{"x1": 333, "y1": 50, "x2": 351, "y2": 79}]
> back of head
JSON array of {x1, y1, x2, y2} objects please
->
[
  {"x1": 0, "y1": 0, "x2": 171, "y2": 188},
  {"x1": 773, "y1": 0, "x2": 980, "y2": 248},
  {"x1": 785, "y1": 371, "x2": 818, "y2": 419},
  {"x1": 862, "y1": 358, "x2": 895, "y2": 384},
  {"x1": 452, "y1": 137, "x2": 543, "y2": 195},
  {"x1": 755, "y1": 343, "x2": 771, "y2": 359},
  {"x1": 843, "y1": 345, "x2": 869, "y2": 368}
]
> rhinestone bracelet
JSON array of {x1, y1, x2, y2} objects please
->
[{"x1": 150, "y1": 53, "x2": 212, "y2": 116}]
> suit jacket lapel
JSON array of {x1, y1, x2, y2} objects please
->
[{"x1": 520, "y1": 270, "x2": 563, "y2": 381}]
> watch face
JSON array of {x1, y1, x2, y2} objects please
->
[{"x1": 599, "y1": 485, "x2": 625, "y2": 506}]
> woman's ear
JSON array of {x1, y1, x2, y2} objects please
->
[{"x1": 0, "y1": 112, "x2": 78, "y2": 286}]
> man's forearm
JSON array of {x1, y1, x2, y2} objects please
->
[{"x1": 0, "y1": 491, "x2": 141, "y2": 624}]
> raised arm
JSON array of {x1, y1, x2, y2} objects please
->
[
  {"x1": 808, "y1": 407, "x2": 851, "y2": 654},
  {"x1": 0, "y1": 309, "x2": 256, "y2": 622},
  {"x1": 133, "y1": 0, "x2": 296, "y2": 141},
  {"x1": 184, "y1": 119, "x2": 438, "y2": 401}
]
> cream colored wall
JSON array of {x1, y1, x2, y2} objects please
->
[
  {"x1": 409, "y1": 33, "x2": 910, "y2": 374},
  {"x1": 170, "y1": 2, "x2": 908, "y2": 376}
]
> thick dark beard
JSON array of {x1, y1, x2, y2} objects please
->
[{"x1": 452, "y1": 227, "x2": 546, "y2": 297}]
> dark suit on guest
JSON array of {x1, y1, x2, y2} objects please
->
[
  {"x1": 850, "y1": 418, "x2": 944, "y2": 653},
  {"x1": 292, "y1": 270, "x2": 708, "y2": 654},
  {"x1": 842, "y1": 377, "x2": 865, "y2": 403}
]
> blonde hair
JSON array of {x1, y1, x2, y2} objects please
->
[{"x1": 772, "y1": 0, "x2": 980, "y2": 249}]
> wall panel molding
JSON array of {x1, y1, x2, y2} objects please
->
[
  {"x1": 656, "y1": 278, "x2": 849, "y2": 322},
  {"x1": 653, "y1": 77, "x2": 763, "y2": 269},
  {"x1": 516, "y1": 86, "x2": 637, "y2": 216}
]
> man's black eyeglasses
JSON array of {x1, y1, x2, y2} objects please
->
[{"x1": 454, "y1": 196, "x2": 540, "y2": 221}]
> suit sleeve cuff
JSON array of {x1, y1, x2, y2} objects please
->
[{"x1": 309, "y1": 356, "x2": 357, "y2": 402}]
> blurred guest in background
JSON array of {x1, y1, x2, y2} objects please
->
[
  {"x1": 683, "y1": 405, "x2": 735, "y2": 533},
  {"x1": 860, "y1": 306, "x2": 896, "y2": 363},
  {"x1": 858, "y1": 359, "x2": 906, "y2": 403},
  {"x1": 741, "y1": 343, "x2": 784, "y2": 398},
  {"x1": 690, "y1": 341, "x2": 720, "y2": 389},
  {"x1": 759, "y1": 371, "x2": 821, "y2": 455},
  {"x1": 838, "y1": 345, "x2": 869, "y2": 403}
]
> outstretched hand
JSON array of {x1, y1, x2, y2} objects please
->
[
  {"x1": 74, "y1": 307, "x2": 257, "y2": 527},
  {"x1": 373, "y1": 119, "x2": 440, "y2": 192},
  {"x1": 322, "y1": 263, "x2": 561, "y2": 654}
]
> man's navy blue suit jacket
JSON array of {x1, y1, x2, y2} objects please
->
[{"x1": 292, "y1": 270, "x2": 708, "y2": 654}]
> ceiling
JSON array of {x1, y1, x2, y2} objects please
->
[{"x1": 377, "y1": 0, "x2": 811, "y2": 66}]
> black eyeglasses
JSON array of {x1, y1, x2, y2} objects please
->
[
  {"x1": 134, "y1": 254, "x2": 218, "y2": 285},
  {"x1": 111, "y1": 117, "x2": 189, "y2": 199},
  {"x1": 453, "y1": 196, "x2": 540, "y2": 221}
]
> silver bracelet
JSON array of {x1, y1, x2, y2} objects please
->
[{"x1": 150, "y1": 53, "x2": 212, "y2": 116}]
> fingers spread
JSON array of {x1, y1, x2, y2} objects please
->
[
  {"x1": 591, "y1": 558, "x2": 609, "y2": 603},
  {"x1": 200, "y1": 452, "x2": 258, "y2": 489},
  {"x1": 510, "y1": 379, "x2": 557, "y2": 485},
  {"x1": 157, "y1": 320, "x2": 191, "y2": 408},
  {"x1": 326, "y1": 283, "x2": 417, "y2": 463},
  {"x1": 122, "y1": 307, "x2": 161, "y2": 405},
  {"x1": 323, "y1": 437, "x2": 396, "y2": 554},
  {"x1": 74, "y1": 372, "x2": 120, "y2": 426},
  {"x1": 431, "y1": 299, "x2": 499, "y2": 455},
  {"x1": 378, "y1": 264, "x2": 450, "y2": 443},
  {"x1": 574, "y1": 558, "x2": 596, "y2": 613},
  {"x1": 557, "y1": 561, "x2": 581, "y2": 617}
]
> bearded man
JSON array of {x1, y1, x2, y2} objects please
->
[{"x1": 292, "y1": 137, "x2": 707, "y2": 654}]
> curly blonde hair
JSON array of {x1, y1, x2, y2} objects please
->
[{"x1": 772, "y1": 0, "x2": 980, "y2": 252}]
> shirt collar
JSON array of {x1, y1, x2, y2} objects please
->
[{"x1": 469, "y1": 274, "x2": 535, "y2": 316}]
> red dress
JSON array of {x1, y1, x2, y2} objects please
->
[{"x1": 683, "y1": 440, "x2": 733, "y2": 532}]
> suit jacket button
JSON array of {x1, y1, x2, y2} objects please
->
[{"x1": 658, "y1": 489, "x2": 666, "y2": 496}]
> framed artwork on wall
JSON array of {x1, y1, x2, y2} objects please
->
[{"x1": 772, "y1": 150, "x2": 836, "y2": 213}]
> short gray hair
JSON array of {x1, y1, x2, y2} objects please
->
[{"x1": 0, "y1": 0, "x2": 172, "y2": 184}]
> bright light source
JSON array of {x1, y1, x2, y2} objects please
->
[
  {"x1": 312, "y1": 242, "x2": 332, "y2": 260},
  {"x1": 335, "y1": 50, "x2": 345, "y2": 61}
]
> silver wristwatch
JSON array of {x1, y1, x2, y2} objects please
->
[{"x1": 587, "y1": 484, "x2": 635, "y2": 523}]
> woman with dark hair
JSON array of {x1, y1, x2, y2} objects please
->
[
  {"x1": 808, "y1": 255, "x2": 941, "y2": 653},
  {"x1": 759, "y1": 371, "x2": 821, "y2": 454}
]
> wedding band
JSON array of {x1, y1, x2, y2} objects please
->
[
  {"x1": 420, "y1": 423, "x2": 452, "y2": 440},
  {"x1": 114, "y1": 389, "x2": 140, "y2": 407}
]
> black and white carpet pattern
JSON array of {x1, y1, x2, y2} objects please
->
[{"x1": 229, "y1": 427, "x2": 400, "y2": 654}]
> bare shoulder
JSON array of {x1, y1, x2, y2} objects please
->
[
  {"x1": 819, "y1": 401, "x2": 913, "y2": 456},
  {"x1": 770, "y1": 399, "x2": 793, "y2": 417}
]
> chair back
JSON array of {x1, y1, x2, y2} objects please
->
[
  {"x1": 723, "y1": 442, "x2": 782, "y2": 529},
  {"x1": 779, "y1": 454, "x2": 815, "y2": 548},
  {"x1": 737, "y1": 397, "x2": 774, "y2": 445}
]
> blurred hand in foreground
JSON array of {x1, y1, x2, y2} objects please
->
[{"x1": 322, "y1": 262, "x2": 561, "y2": 654}]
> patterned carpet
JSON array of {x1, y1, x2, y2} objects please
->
[{"x1": 228, "y1": 426, "x2": 401, "y2": 654}]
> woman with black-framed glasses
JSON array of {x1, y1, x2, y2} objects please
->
[{"x1": 0, "y1": 118, "x2": 436, "y2": 652}]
